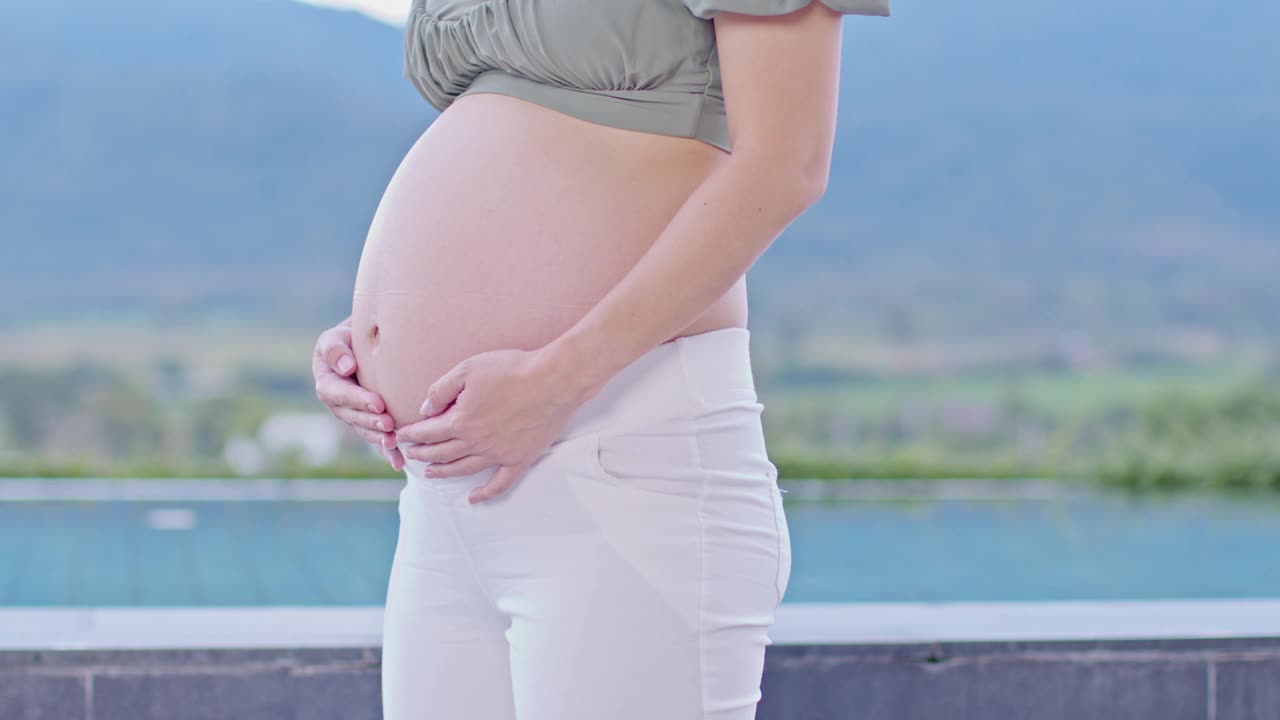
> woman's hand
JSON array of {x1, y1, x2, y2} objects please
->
[
  {"x1": 312, "y1": 320, "x2": 405, "y2": 471},
  {"x1": 394, "y1": 345, "x2": 599, "y2": 504}
]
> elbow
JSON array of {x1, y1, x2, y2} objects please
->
[
  {"x1": 773, "y1": 156, "x2": 830, "y2": 213},
  {"x1": 798, "y1": 159, "x2": 830, "y2": 206},
  {"x1": 795, "y1": 139, "x2": 833, "y2": 205},
  {"x1": 728, "y1": 141, "x2": 831, "y2": 211}
]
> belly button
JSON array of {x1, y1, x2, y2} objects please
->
[{"x1": 369, "y1": 322, "x2": 380, "y2": 344}]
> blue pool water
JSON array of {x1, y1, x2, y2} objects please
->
[{"x1": 4, "y1": 489, "x2": 1280, "y2": 606}]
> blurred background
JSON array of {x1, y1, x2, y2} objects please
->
[
  {"x1": 2, "y1": 0, "x2": 1279, "y2": 606},
  {"x1": 3, "y1": 0, "x2": 1277, "y2": 487}
]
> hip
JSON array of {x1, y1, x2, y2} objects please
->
[
  {"x1": 396, "y1": 325, "x2": 791, "y2": 608},
  {"x1": 398, "y1": 326, "x2": 778, "y2": 496}
]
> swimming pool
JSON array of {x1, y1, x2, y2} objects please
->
[{"x1": 3, "y1": 480, "x2": 1279, "y2": 606}]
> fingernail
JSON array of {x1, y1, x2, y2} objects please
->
[
  {"x1": 367, "y1": 403, "x2": 379, "y2": 413},
  {"x1": 338, "y1": 356, "x2": 354, "y2": 373},
  {"x1": 421, "y1": 401, "x2": 434, "y2": 416},
  {"x1": 383, "y1": 436, "x2": 395, "y2": 448},
  {"x1": 377, "y1": 420, "x2": 389, "y2": 431}
]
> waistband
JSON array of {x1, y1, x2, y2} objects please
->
[
  {"x1": 400, "y1": 327, "x2": 757, "y2": 473},
  {"x1": 556, "y1": 326, "x2": 757, "y2": 442}
]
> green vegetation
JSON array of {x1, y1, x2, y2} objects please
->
[
  {"x1": 2, "y1": 324, "x2": 1276, "y2": 491},
  {"x1": 1096, "y1": 384, "x2": 1280, "y2": 491}
]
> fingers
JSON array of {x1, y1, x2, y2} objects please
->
[
  {"x1": 349, "y1": 423, "x2": 396, "y2": 449},
  {"x1": 316, "y1": 371, "x2": 387, "y2": 415},
  {"x1": 312, "y1": 325, "x2": 353, "y2": 379},
  {"x1": 331, "y1": 405, "x2": 395, "y2": 435},
  {"x1": 420, "y1": 363, "x2": 467, "y2": 417},
  {"x1": 394, "y1": 409, "x2": 461, "y2": 446},
  {"x1": 379, "y1": 444, "x2": 406, "y2": 472},
  {"x1": 318, "y1": 324, "x2": 358, "y2": 376},
  {"x1": 420, "y1": 453, "x2": 494, "y2": 480},
  {"x1": 346, "y1": 424, "x2": 404, "y2": 470},
  {"x1": 400, "y1": 438, "x2": 471, "y2": 464},
  {"x1": 312, "y1": 322, "x2": 403, "y2": 471},
  {"x1": 312, "y1": 326, "x2": 386, "y2": 415},
  {"x1": 468, "y1": 462, "x2": 529, "y2": 504}
]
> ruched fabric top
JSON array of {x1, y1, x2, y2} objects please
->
[{"x1": 403, "y1": 0, "x2": 890, "y2": 153}]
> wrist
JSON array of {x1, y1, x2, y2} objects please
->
[{"x1": 537, "y1": 327, "x2": 627, "y2": 403}]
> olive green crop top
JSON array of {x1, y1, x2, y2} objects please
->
[{"x1": 403, "y1": 0, "x2": 890, "y2": 153}]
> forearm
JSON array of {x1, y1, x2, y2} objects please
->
[{"x1": 544, "y1": 152, "x2": 822, "y2": 396}]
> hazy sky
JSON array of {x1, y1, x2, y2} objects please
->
[{"x1": 297, "y1": 0, "x2": 409, "y2": 24}]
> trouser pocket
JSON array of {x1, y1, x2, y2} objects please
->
[
  {"x1": 588, "y1": 399, "x2": 789, "y2": 606},
  {"x1": 588, "y1": 419, "x2": 704, "y2": 500}
]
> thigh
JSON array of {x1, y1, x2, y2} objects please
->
[
  {"x1": 492, "y1": 409, "x2": 784, "y2": 720},
  {"x1": 382, "y1": 481, "x2": 517, "y2": 720}
]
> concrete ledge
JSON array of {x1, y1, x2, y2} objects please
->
[
  {"x1": 3, "y1": 638, "x2": 1278, "y2": 720},
  {"x1": 771, "y1": 599, "x2": 1280, "y2": 644},
  {"x1": 3, "y1": 602, "x2": 1279, "y2": 718},
  {"x1": 760, "y1": 639, "x2": 1280, "y2": 720},
  {"x1": 7, "y1": 599, "x2": 1280, "y2": 650},
  {"x1": 0, "y1": 647, "x2": 380, "y2": 720}
]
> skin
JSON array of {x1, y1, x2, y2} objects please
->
[
  {"x1": 314, "y1": 1, "x2": 844, "y2": 502},
  {"x1": 345, "y1": 91, "x2": 740, "y2": 430}
]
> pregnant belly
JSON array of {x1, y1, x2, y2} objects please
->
[{"x1": 350, "y1": 93, "x2": 745, "y2": 428}]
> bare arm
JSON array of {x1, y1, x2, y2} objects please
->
[{"x1": 541, "y1": 1, "x2": 844, "y2": 391}]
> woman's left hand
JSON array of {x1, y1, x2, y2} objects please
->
[{"x1": 394, "y1": 345, "x2": 598, "y2": 504}]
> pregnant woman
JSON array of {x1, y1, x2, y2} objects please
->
[{"x1": 312, "y1": 0, "x2": 888, "y2": 717}]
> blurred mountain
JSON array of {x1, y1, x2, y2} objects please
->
[
  {"x1": 0, "y1": 0, "x2": 426, "y2": 306},
  {"x1": 1, "y1": 0, "x2": 1277, "y2": 337}
]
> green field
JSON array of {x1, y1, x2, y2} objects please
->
[{"x1": 3, "y1": 321, "x2": 1277, "y2": 491}]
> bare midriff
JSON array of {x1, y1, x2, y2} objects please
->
[{"x1": 349, "y1": 92, "x2": 748, "y2": 428}]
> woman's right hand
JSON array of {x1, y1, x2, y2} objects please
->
[{"x1": 312, "y1": 319, "x2": 405, "y2": 471}]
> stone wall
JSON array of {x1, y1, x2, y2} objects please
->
[{"x1": 4, "y1": 637, "x2": 1278, "y2": 719}]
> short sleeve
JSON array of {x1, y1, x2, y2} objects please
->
[{"x1": 681, "y1": 0, "x2": 891, "y2": 20}]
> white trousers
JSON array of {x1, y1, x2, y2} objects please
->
[{"x1": 383, "y1": 327, "x2": 791, "y2": 720}]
